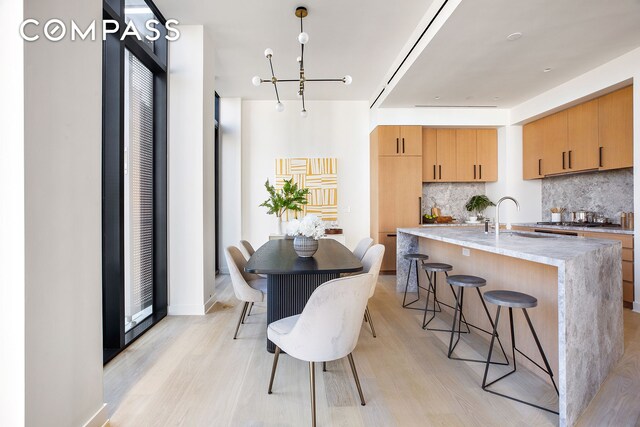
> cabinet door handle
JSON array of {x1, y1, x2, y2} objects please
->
[
  {"x1": 433, "y1": 165, "x2": 436, "y2": 179},
  {"x1": 402, "y1": 138, "x2": 405, "y2": 153},
  {"x1": 568, "y1": 150, "x2": 572, "y2": 169},
  {"x1": 439, "y1": 165, "x2": 442, "y2": 180},
  {"x1": 479, "y1": 164, "x2": 482, "y2": 180},
  {"x1": 473, "y1": 165, "x2": 476, "y2": 179},
  {"x1": 562, "y1": 152, "x2": 566, "y2": 169},
  {"x1": 538, "y1": 159, "x2": 542, "y2": 176},
  {"x1": 387, "y1": 233, "x2": 397, "y2": 237},
  {"x1": 418, "y1": 197, "x2": 422, "y2": 224},
  {"x1": 599, "y1": 147, "x2": 603, "y2": 167},
  {"x1": 396, "y1": 138, "x2": 399, "y2": 153}
]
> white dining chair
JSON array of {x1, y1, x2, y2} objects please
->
[
  {"x1": 352, "y1": 237, "x2": 374, "y2": 260},
  {"x1": 361, "y1": 244, "x2": 385, "y2": 337},
  {"x1": 224, "y1": 246, "x2": 267, "y2": 339},
  {"x1": 267, "y1": 273, "x2": 374, "y2": 427},
  {"x1": 239, "y1": 240, "x2": 256, "y2": 258}
]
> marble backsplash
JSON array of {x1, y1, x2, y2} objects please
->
[
  {"x1": 422, "y1": 182, "x2": 487, "y2": 221},
  {"x1": 541, "y1": 168, "x2": 633, "y2": 223}
]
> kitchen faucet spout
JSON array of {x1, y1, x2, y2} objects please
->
[{"x1": 495, "y1": 196, "x2": 520, "y2": 237}]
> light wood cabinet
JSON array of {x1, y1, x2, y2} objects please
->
[
  {"x1": 542, "y1": 111, "x2": 568, "y2": 175},
  {"x1": 523, "y1": 121, "x2": 544, "y2": 179},
  {"x1": 523, "y1": 85, "x2": 633, "y2": 179},
  {"x1": 456, "y1": 129, "x2": 477, "y2": 181},
  {"x1": 599, "y1": 86, "x2": 633, "y2": 170},
  {"x1": 567, "y1": 99, "x2": 599, "y2": 172},
  {"x1": 371, "y1": 126, "x2": 422, "y2": 272},
  {"x1": 376, "y1": 125, "x2": 423, "y2": 156},
  {"x1": 422, "y1": 128, "x2": 457, "y2": 182},
  {"x1": 476, "y1": 129, "x2": 498, "y2": 181},
  {"x1": 436, "y1": 129, "x2": 457, "y2": 181},
  {"x1": 423, "y1": 128, "x2": 497, "y2": 182},
  {"x1": 378, "y1": 232, "x2": 398, "y2": 272}
]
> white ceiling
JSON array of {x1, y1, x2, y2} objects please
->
[
  {"x1": 155, "y1": 0, "x2": 436, "y2": 100},
  {"x1": 381, "y1": 0, "x2": 640, "y2": 108},
  {"x1": 155, "y1": 0, "x2": 640, "y2": 107}
]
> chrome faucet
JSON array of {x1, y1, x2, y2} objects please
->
[{"x1": 495, "y1": 196, "x2": 520, "y2": 237}]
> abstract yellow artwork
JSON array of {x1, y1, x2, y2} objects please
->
[{"x1": 275, "y1": 158, "x2": 338, "y2": 221}]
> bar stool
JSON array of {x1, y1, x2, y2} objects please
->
[
  {"x1": 446, "y1": 275, "x2": 508, "y2": 364},
  {"x1": 481, "y1": 290, "x2": 559, "y2": 414},
  {"x1": 420, "y1": 263, "x2": 465, "y2": 331},
  {"x1": 402, "y1": 253, "x2": 429, "y2": 310}
]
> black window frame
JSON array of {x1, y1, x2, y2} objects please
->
[{"x1": 102, "y1": 0, "x2": 168, "y2": 364}]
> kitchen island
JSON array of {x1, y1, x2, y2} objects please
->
[{"x1": 397, "y1": 227, "x2": 623, "y2": 427}]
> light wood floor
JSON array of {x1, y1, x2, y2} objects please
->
[{"x1": 104, "y1": 275, "x2": 640, "y2": 426}]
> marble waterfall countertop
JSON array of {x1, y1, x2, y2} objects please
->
[
  {"x1": 511, "y1": 222, "x2": 634, "y2": 235},
  {"x1": 398, "y1": 227, "x2": 621, "y2": 267}
]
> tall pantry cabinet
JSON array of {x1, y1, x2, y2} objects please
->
[{"x1": 370, "y1": 126, "x2": 423, "y2": 272}]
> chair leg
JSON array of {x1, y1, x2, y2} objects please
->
[
  {"x1": 482, "y1": 306, "x2": 502, "y2": 388},
  {"x1": 323, "y1": 361, "x2": 327, "y2": 372},
  {"x1": 268, "y1": 346, "x2": 281, "y2": 394},
  {"x1": 233, "y1": 302, "x2": 249, "y2": 339},
  {"x1": 347, "y1": 353, "x2": 366, "y2": 406},
  {"x1": 247, "y1": 302, "x2": 254, "y2": 317},
  {"x1": 365, "y1": 306, "x2": 377, "y2": 338},
  {"x1": 523, "y1": 309, "x2": 559, "y2": 395},
  {"x1": 309, "y1": 361, "x2": 317, "y2": 427}
]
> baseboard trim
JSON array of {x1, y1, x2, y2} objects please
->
[
  {"x1": 204, "y1": 294, "x2": 217, "y2": 313},
  {"x1": 219, "y1": 267, "x2": 230, "y2": 274},
  {"x1": 83, "y1": 403, "x2": 108, "y2": 427},
  {"x1": 168, "y1": 296, "x2": 217, "y2": 316},
  {"x1": 633, "y1": 301, "x2": 640, "y2": 313}
]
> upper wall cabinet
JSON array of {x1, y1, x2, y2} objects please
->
[
  {"x1": 523, "y1": 121, "x2": 544, "y2": 179},
  {"x1": 376, "y1": 125, "x2": 423, "y2": 156},
  {"x1": 523, "y1": 85, "x2": 633, "y2": 179},
  {"x1": 599, "y1": 86, "x2": 633, "y2": 170},
  {"x1": 424, "y1": 128, "x2": 497, "y2": 182}
]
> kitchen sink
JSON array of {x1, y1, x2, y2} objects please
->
[{"x1": 502, "y1": 231, "x2": 556, "y2": 239}]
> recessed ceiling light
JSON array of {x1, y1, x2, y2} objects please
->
[
  {"x1": 493, "y1": 96, "x2": 500, "y2": 100},
  {"x1": 543, "y1": 67, "x2": 552, "y2": 73},
  {"x1": 506, "y1": 32, "x2": 522, "y2": 41},
  {"x1": 434, "y1": 96, "x2": 441, "y2": 100}
]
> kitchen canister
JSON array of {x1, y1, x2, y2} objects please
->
[{"x1": 551, "y1": 213, "x2": 562, "y2": 223}]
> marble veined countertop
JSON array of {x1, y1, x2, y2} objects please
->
[
  {"x1": 511, "y1": 222, "x2": 633, "y2": 235},
  {"x1": 398, "y1": 226, "x2": 621, "y2": 267}
]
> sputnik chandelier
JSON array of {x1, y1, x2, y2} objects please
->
[{"x1": 251, "y1": 6, "x2": 352, "y2": 117}]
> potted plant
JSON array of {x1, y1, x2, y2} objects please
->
[
  {"x1": 259, "y1": 178, "x2": 310, "y2": 234},
  {"x1": 286, "y1": 214, "x2": 325, "y2": 257},
  {"x1": 465, "y1": 195, "x2": 495, "y2": 222}
]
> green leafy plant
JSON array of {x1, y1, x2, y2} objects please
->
[
  {"x1": 259, "y1": 178, "x2": 310, "y2": 218},
  {"x1": 465, "y1": 195, "x2": 495, "y2": 216}
]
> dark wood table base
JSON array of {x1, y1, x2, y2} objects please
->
[{"x1": 266, "y1": 273, "x2": 339, "y2": 353}]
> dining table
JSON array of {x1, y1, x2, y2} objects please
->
[{"x1": 245, "y1": 238, "x2": 363, "y2": 352}]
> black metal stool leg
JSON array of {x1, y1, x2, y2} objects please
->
[
  {"x1": 476, "y1": 288, "x2": 509, "y2": 365},
  {"x1": 482, "y1": 306, "x2": 559, "y2": 415},
  {"x1": 523, "y1": 309, "x2": 559, "y2": 395},
  {"x1": 402, "y1": 260, "x2": 424, "y2": 310},
  {"x1": 447, "y1": 287, "x2": 464, "y2": 357}
]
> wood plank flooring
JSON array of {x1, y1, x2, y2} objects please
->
[{"x1": 104, "y1": 275, "x2": 640, "y2": 426}]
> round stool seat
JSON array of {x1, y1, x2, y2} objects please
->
[
  {"x1": 483, "y1": 290, "x2": 537, "y2": 309},
  {"x1": 403, "y1": 253, "x2": 429, "y2": 261},
  {"x1": 447, "y1": 275, "x2": 486, "y2": 288},
  {"x1": 422, "y1": 262, "x2": 453, "y2": 272}
]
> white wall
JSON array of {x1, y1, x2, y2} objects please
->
[
  {"x1": 0, "y1": 1, "x2": 25, "y2": 425},
  {"x1": 168, "y1": 25, "x2": 217, "y2": 315},
  {"x1": 22, "y1": 0, "x2": 106, "y2": 425},
  {"x1": 219, "y1": 98, "x2": 243, "y2": 273},
  {"x1": 370, "y1": 107, "x2": 509, "y2": 131},
  {"x1": 241, "y1": 100, "x2": 370, "y2": 250},
  {"x1": 485, "y1": 126, "x2": 542, "y2": 224}
]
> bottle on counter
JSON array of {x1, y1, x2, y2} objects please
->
[
  {"x1": 628, "y1": 212, "x2": 634, "y2": 230},
  {"x1": 620, "y1": 212, "x2": 627, "y2": 229}
]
